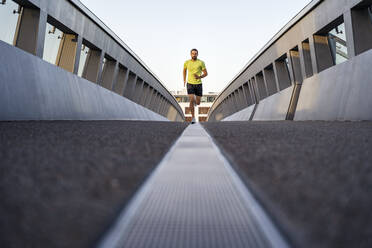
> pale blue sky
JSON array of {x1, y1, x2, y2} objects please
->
[{"x1": 80, "y1": 0, "x2": 312, "y2": 93}]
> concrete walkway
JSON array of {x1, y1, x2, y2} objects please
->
[
  {"x1": 0, "y1": 121, "x2": 188, "y2": 248},
  {"x1": 203, "y1": 121, "x2": 372, "y2": 248},
  {"x1": 98, "y1": 123, "x2": 289, "y2": 248}
]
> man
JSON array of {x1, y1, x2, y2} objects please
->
[{"x1": 183, "y1": 48, "x2": 208, "y2": 124}]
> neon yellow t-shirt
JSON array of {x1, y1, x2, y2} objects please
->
[{"x1": 184, "y1": 59, "x2": 206, "y2": 85}]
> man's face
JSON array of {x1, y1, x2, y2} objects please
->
[{"x1": 191, "y1": 50, "x2": 198, "y2": 60}]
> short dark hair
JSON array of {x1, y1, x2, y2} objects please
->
[{"x1": 191, "y1": 48, "x2": 198, "y2": 53}]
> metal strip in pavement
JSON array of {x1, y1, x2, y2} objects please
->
[
  {"x1": 204, "y1": 125, "x2": 290, "y2": 248},
  {"x1": 97, "y1": 123, "x2": 290, "y2": 248}
]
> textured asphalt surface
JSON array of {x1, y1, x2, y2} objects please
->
[
  {"x1": 203, "y1": 121, "x2": 372, "y2": 248},
  {"x1": 0, "y1": 121, "x2": 188, "y2": 248}
]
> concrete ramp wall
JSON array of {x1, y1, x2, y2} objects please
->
[
  {"x1": 223, "y1": 105, "x2": 256, "y2": 122},
  {"x1": 295, "y1": 49, "x2": 372, "y2": 121},
  {"x1": 221, "y1": 49, "x2": 372, "y2": 122},
  {"x1": 0, "y1": 42, "x2": 168, "y2": 121},
  {"x1": 252, "y1": 86, "x2": 293, "y2": 121},
  {"x1": 208, "y1": 0, "x2": 372, "y2": 122}
]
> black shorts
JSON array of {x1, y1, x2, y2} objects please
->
[{"x1": 187, "y1": 83, "x2": 203, "y2": 96}]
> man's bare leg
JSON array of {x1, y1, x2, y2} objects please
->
[
  {"x1": 195, "y1": 95, "x2": 201, "y2": 106},
  {"x1": 188, "y1": 94, "x2": 195, "y2": 121}
]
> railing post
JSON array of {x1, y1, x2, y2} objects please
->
[
  {"x1": 135, "y1": 79, "x2": 144, "y2": 103},
  {"x1": 298, "y1": 42, "x2": 307, "y2": 81},
  {"x1": 110, "y1": 62, "x2": 119, "y2": 91},
  {"x1": 139, "y1": 83, "x2": 148, "y2": 106},
  {"x1": 36, "y1": 9, "x2": 47, "y2": 58},
  {"x1": 286, "y1": 51, "x2": 296, "y2": 84},
  {"x1": 96, "y1": 51, "x2": 105, "y2": 85},
  {"x1": 308, "y1": 36, "x2": 319, "y2": 74},
  {"x1": 344, "y1": 9, "x2": 356, "y2": 58},
  {"x1": 145, "y1": 87, "x2": 154, "y2": 109},
  {"x1": 73, "y1": 35, "x2": 83, "y2": 75},
  {"x1": 272, "y1": 62, "x2": 281, "y2": 92},
  {"x1": 156, "y1": 97, "x2": 163, "y2": 114},
  {"x1": 261, "y1": 70, "x2": 270, "y2": 96},
  {"x1": 121, "y1": 69, "x2": 130, "y2": 96}
]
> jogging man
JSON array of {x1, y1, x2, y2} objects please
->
[{"x1": 183, "y1": 48, "x2": 208, "y2": 124}]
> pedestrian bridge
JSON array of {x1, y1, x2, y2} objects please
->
[{"x1": 1, "y1": 0, "x2": 372, "y2": 248}]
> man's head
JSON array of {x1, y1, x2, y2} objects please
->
[{"x1": 190, "y1": 48, "x2": 198, "y2": 60}]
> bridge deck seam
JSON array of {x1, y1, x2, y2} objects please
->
[{"x1": 97, "y1": 123, "x2": 290, "y2": 248}]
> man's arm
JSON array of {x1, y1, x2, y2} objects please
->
[
  {"x1": 183, "y1": 68, "x2": 187, "y2": 87},
  {"x1": 195, "y1": 69, "x2": 208, "y2": 79},
  {"x1": 202, "y1": 69, "x2": 208, "y2": 78}
]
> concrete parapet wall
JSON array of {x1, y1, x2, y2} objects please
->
[
  {"x1": 218, "y1": 49, "x2": 372, "y2": 122},
  {"x1": 208, "y1": 0, "x2": 372, "y2": 122},
  {"x1": 222, "y1": 105, "x2": 255, "y2": 122},
  {"x1": 221, "y1": 85, "x2": 292, "y2": 122},
  {"x1": 295, "y1": 49, "x2": 372, "y2": 121},
  {"x1": 252, "y1": 86, "x2": 293, "y2": 121},
  {"x1": 0, "y1": 42, "x2": 168, "y2": 121}
]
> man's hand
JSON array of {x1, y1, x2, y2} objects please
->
[{"x1": 194, "y1": 69, "x2": 208, "y2": 80}]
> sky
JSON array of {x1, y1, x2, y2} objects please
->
[{"x1": 80, "y1": 0, "x2": 312, "y2": 94}]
